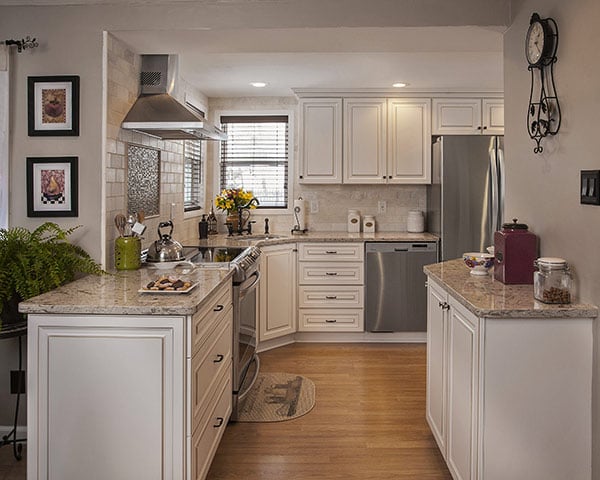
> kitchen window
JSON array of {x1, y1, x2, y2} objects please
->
[
  {"x1": 219, "y1": 115, "x2": 289, "y2": 209},
  {"x1": 184, "y1": 139, "x2": 203, "y2": 212}
]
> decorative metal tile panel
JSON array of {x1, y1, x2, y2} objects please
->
[{"x1": 127, "y1": 144, "x2": 160, "y2": 217}]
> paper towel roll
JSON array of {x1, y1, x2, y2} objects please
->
[{"x1": 293, "y1": 198, "x2": 306, "y2": 231}]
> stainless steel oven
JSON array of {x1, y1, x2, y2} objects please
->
[{"x1": 188, "y1": 245, "x2": 261, "y2": 420}]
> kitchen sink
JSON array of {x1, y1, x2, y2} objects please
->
[{"x1": 234, "y1": 234, "x2": 287, "y2": 241}]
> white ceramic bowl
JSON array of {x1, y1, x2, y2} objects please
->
[{"x1": 463, "y1": 252, "x2": 495, "y2": 276}]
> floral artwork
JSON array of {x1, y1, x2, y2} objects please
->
[
  {"x1": 41, "y1": 88, "x2": 66, "y2": 124},
  {"x1": 27, "y1": 157, "x2": 78, "y2": 217},
  {"x1": 215, "y1": 188, "x2": 257, "y2": 215}
]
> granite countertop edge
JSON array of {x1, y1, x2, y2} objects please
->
[{"x1": 424, "y1": 259, "x2": 598, "y2": 319}]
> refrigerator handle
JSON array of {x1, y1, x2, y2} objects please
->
[
  {"x1": 489, "y1": 139, "x2": 499, "y2": 234},
  {"x1": 496, "y1": 142, "x2": 505, "y2": 230}
]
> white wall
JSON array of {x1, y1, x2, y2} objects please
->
[{"x1": 504, "y1": 0, "x2": 600, "y2": 477}]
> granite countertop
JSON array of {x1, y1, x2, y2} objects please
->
[
  {"x1": 19, "y1": 267, "x2": 233, "y2": 316},
  {"x1": 182, "y1": 231, "x2": 439, "y2": 247},
  {"x1": 424, "y1": 259, "x2": 598, "y2": 319}
]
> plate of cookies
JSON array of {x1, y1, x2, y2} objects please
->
[{"x1": 139, "y1": 275, "x2": 198, "y2": 294}]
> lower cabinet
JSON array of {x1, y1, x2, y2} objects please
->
[
  {"x1": 27, "y1": 282, "x2": 233, "y2": 480},
  {"x1": 258, "y1": 243, "x2": 297, "y2": 343},
  {"x1": 426, "y1": 277, "x2": 594, "y2": 480}
]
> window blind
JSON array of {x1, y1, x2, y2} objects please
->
[
  {"x1": 184, "y1": 140, "x2": 203, "y2": 212},
  {"x1": 220, "y1": 115, "x2": 289, "y2": 209}
]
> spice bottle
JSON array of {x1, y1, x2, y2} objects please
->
[{"x1": 533, "y1": 257, "x2": 572, "y2": 304}]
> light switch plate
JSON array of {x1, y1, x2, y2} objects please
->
[{"x1": 580, "y1": 170, "x2": 600, "y2": 205}]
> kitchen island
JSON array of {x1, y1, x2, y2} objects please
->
[
  {"x1": 20, "y1": 267, "x2": 234, "y2": 480},
  {"x1": 424, "y1": 259, "x2": 597, "y2": 480}
]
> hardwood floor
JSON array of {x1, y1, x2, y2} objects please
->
[{"x1": 207, "y1": 343, "x2": 451, "y2": 480}]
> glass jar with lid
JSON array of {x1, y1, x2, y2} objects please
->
[{"x1": 533, "y1": 257, "x2": 572, "y2": 304}]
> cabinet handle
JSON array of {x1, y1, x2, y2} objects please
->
[
  {"x1": 325, "y1": 272, "x2": 338, "y2": 276},
  {"x1": 213, "y1": 354, "x2": 224, "y2": 363},
  {"x1": 325, "y1": 295, "x2": 337, "y2": 299},
  {"x1": 325, "y1": 250, "x2": 337, "y2": 254},
  {"x1": 213, "y1": 304, "x2": 224, "y2": 312},
  {"x1": 442, "y1": 302, "x2": 450, "y2": 311},
  {"x1": 325, "y1": 319, "x2": 337, "y2": 323},
  {"x1": 213, "y1": 417, "x2": 224, "y2": 428}
]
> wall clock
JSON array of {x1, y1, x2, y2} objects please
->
[{"x1": 526, "y1": 12, "x2": 561, "y2": 154}]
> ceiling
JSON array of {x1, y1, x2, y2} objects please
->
[{"x1": 114, "y1": 26, "x2": 504, "y2": 98}]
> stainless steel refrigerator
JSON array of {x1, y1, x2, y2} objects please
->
[{"x1": 427, "y1": 136, "x2": 504, "y2": 261}]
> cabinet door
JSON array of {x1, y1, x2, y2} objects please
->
[
  {"x1": 343, "y1": 98, "x2": 387, "y2": 183},
  {"x1": 482, "y1": 98, "x2": 504, "y2": 135},
  {"x1": 299, "y1": 98, "x2": 343, "y2": 183},
  {"x1": 426, "y1": 279, "x2": 448, "y2": 457},
  {"x1": 28, "y1": 314, "x2": 185, "y2": 480},
  {"x1": 387, "y1": 98, "x2": 431, "y2": 184},
  {"x1": 447, "y1": 300, "x2": 479, "y2": 480},
  {"x1": 432, "y1": 98, "x2": 482, "y2": 135},
  {"x1": 258, "y1": 244, "x2": 297, "y2": 342}
]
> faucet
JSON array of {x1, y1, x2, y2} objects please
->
[{"x1": 236, "y1": 197, "x2": 260, "y2": 235}]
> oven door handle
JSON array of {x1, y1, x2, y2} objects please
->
[
  {"x1": 238, "y1": 354, "x2": 261, "y2": 401},
  {"x1": 239, "y1": 270, "x2": 261, "y2": 296}
]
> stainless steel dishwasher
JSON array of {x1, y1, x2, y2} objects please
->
[{"x1": 365, "y1": 242, "x2": 438, "y2": 332}]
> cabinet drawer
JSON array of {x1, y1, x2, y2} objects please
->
[
  {"x1": 298, "y1": 285, "x2": 364, "y2": 308},
  {"x1": 191, "y1": 282, "x2": 232, "y2": 356},
  {"x1": 191, "y1": 312, "x2": 232, "y2": 432},
  {"x1": 191, "y1": 371, "x2": 232, "y2": 480},
  {"x1": 298, "y1": 309, "x2": 364, "y2": 332},
  {"x1": 299, "y1": 262, "x2": 364, "y2": 285},
  {"x1": 299, "y1": 243, "x2": 364, "y2": 261}
]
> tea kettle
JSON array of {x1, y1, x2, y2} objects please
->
[{"x1": 146, "y1": 221, "x2": 185, "y2": 262}]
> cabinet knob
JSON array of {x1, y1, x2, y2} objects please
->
[
  {"x1": 483, "y1": 126, "x2": 488, "y2": 130},
  {"x1": 477, "y1": 126, "x2": 482, "y2": 130},
  {"x1": 388, "y1": 175, "x2": 392, "y2": 179},
  {"x1": 299, "y1": 175, "x2": 304, "y2": 179}
]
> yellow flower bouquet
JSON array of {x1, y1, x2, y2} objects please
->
[{"x1": 215, "y1": 187, "x2": 257, "y2": 215}]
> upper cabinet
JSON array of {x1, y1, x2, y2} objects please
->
[
  {"x1": 432, "y1": 97, "x2": 504, "y2": 135},
  {"x1": 299, "y1": 95, "x2": 431, "y2": 185},
  {"x1": 298, "y1": 98, "x2": 343, "y2": 183}
]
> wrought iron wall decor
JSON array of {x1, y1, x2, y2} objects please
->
[
  {"x1": 526, "y1": 13, "x2": 561, "y2": 154},
  {"x1": 2, "y1": 36, "x2": 38, "y2": 53}
]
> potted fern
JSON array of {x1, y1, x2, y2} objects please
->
[{"x1": 0, "y1": 222, "x2": 103, "y2": 326}]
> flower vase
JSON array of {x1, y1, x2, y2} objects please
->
[{"x1": 226, "y1": 213, "x2": 239, "y2": 232}]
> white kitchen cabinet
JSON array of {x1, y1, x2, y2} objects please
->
[
  {"x1": 343, "y1": 98, "x2": 387, "y2": 184},
  {"x1": 387, "y1": 98, "x2": 431, "y2": 183},
  {"x1": 432, "y1": 98, "x2": 504, "y2": 135},
  {"x1": 426, "y1": 276, "x2": 594, "y2": 480},
  {"x1": 298, "y1": 98, "x2": 343, "y2": 183},
  {"x1": 298, "y1": 242, "x2": 364, "y2": 332},
  {"x1": 258, "y1": 243, "x2": 297, "y2": 342},
  {"x1": 27, "y1": 281, "x2": 233, "y2": 480}
]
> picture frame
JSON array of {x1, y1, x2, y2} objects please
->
[
  {"x1": 26, "y1": 157, "x2": 78, "y2": 217},
  {"x1": 27, "y1": 76, "x2": 80, "y2": 136}
]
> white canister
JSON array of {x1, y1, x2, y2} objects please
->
[
  {"x1": 407, "y1": 210, "x2": 425, "y2": 233},
  {"x1": 348, "y1": 209, "x2": 361, "y2": 233},
  {"x1": 363, "y1": 215, "x2": 375, "y2": 233}
]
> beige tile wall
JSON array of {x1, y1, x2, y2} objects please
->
[{"x1": 105, "y1": 35, "x2": 202, "y2": 267}]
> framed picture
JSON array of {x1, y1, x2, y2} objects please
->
[
  {"x1": 26, "y1": 157, "x2": 78, "y2": 217},
  {"x1": 27, "y1": 76, "x2": 79, "y2": 136}
]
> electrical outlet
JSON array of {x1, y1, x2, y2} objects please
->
[
  {"x1": 377, "y1": 201, "x2": 387, "y2": 214},
  {"x1": 310, "y1": 200, "x2": 319, "y2": 213}
]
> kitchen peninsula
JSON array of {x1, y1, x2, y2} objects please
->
[{"x1": 425, "y1": 259, "x2": 597, "y2": 480}]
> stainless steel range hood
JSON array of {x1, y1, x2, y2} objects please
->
[{"x1": 121, "y1": 55, "x2": 226, "y2": 141}]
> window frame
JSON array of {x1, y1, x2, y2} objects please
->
[
  {"x1": 213, "y1": 109, "x2": 294, "y2": 215},
  {"x1": 183, "y1": 138, "x2": 204, "y2": 215}
]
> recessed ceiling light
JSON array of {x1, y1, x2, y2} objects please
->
[
  {"x1": 392, "y1": 82, "x2": 408, "y2": 88},
  {"x1": 250, "y1": 82, "x2": 268, "y2": 88}
]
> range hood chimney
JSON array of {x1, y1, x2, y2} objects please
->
[{"x1": 121, "y1": 55, "x2": 226, "y2": 141}]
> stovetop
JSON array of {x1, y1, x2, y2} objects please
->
[{"x1": 188, "y1": 246, "x2": 247, "y2": 266}]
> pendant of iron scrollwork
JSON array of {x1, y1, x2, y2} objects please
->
[
  {"x1": 3, "y1": 36, "x2": 38, "y2": 53},
  {"x1": 527, "y1": 16, "x2": 561, "y2": 154}
]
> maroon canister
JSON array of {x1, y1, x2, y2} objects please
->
[{"x1": 494, "y1": 219, "x2": 538, "y2": 284}]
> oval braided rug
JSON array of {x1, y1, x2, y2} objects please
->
[{"x1": 237, "y1": 372, "x2": 315, "y2": 422}]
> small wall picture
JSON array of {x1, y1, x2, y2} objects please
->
[
  {"x1": 27, "y1": 76, "x2": 79, "y2": 136},
  {"x1": 27, "y1": 157, "x2": 78, "y2": 217}
]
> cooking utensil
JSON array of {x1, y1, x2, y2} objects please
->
[
  {"x1": 146, "y1": 220, "x2": 185, "y2": 263},
  {"x1": 114, "y1": 213, "x2": 127, "y2": 237}
]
